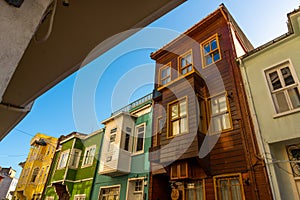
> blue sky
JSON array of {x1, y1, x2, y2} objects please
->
[{"x1": 1, "y1": 0, "x2": 300, "y2": 178}]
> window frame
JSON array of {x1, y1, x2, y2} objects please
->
[
  {"x1": 178, "y1": 50, "x2": 194, "y2": 76},
  {"x1": 74, "y1": 194, "x2": 86, "y2": 200},
  {"x1": 159, "y1": 62, "x2": 172, "y2": 87},
  {"x1": 167, "y1": 96, "x2": 189, "y2": 138},
  {"x1": 69, "y1": 148, "x2": 82, "y2": 169},
  {"x1": 57, "y1": 149, "x2": 70, "y2": 170},
  {"x1": 213, "y1": 173, "x2": 245, "y2": 200},
  {"x1": 184, "y1": 180, "x2": 206, "y2": 200},
  {"x1": 201, "y1": 34, "x2": 222, "y2": 68},
  {"x1": 132, "y1": 123, "x2": 146, "y2": 155},
  {"x1": 287, "y1": 144, "x2": 300, "y2": 177},
  {"x1": 81, "y1": 145, "x2": 96, "y2": 168},
  {"x1": 30, "y1": 167, "x2": 39, "y2": 183},
  {"x1": 170, "y1": 162, "x2": 188, "y2": 180},
  {"x1": 98, "y1": 185, "x2": 121, "y2": 200},
  {"x1": 264, "y1": 60, "x2": 300, "y2": 116},
  {"x1": 208, "y1": 92, "x2": 233, "y2": 135},
  {"x1": 126, "y1": 177, "x2": 145, "y2": 200}
]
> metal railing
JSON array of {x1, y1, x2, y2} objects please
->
[{"x1": 112, "y1": 93, "x2": 152, "y2": 116}]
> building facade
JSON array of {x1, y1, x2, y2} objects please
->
[
  {"x1": 43, "y1": 130, "x2": 104, "y2": 200},
  {"x1": 14, "y1": 133, "x2": 58, "y2": 200},
  {"x1": 149, "y1": 4, "x2": 272, "y2": 200},
  {"x1": 0, "y1": 167, "x2": 18, "y2": 200},
  {"x1": 239, "y1": 7, "x2": 300, "y2": 200},
  {"x1": 91, "y1": 94, "x2": 152, "y2": 200}
]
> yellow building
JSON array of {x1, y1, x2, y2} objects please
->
[{"x1": 15, "y1": 133, "x2": 58, "y2": 200}]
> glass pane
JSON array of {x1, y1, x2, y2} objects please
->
[
  {"x1": 222, "y1": 113, "x2": 231, "y2": 130},
  {"x1": 211, "y1": 98, "x2": 219, "y2": 114},
  {"x1": 281, "y1": 67, "x2": 295, "y2": 86},
  {"x1": 220, "y1": 180, "x2": 229, "y2": 200},
  {"x1": 211, "y1": 39, "x2": 217, "y2": 50},
  {"x1": 158, "y1": 118, "x2": 164, "y2": 132},
  {"x1": 124, "y1": 134, "x2": 130, "y2": 151},
  {"x1": 180, "y1": 101, "x2": 187, "y2": 116},
  {"x1": 171, "y1": 104, "x2": 178, "y2": 119},
  {"x1": 205, "y1": 55, "x2": 212, "y2": 65},
  {"x1": 269, "y1": 71, "x2": 282, "y2": 90},
  {"x1": 186, "y1": 188, "x2": 194, "y2": 200},
  {"x1": 219, "y1": 95, "x2": 227, "y2": 112},
  {"x1": 136, "y1": 134, "x2": 144, "y2": 152},
  {"x1": 195, "y1": 181, "x2": 203, "y2": 200},
  {"x1": 180, "y1": 117, "x2": 188, "y2": 133},
  {"x1": 182, "y1": 68, "x2": 187, "y2": 75},
  {"x1": 138, "y1": 126, "x2": 144, "y2": 133},
  {"x1": 213, "y1": 51, "x2": 220, "y2": 62},
  {"x1": 181, "y1": 57, "x2": 186, "y2": 67},
  {"x1": 204, "y1": 44, "x2": 210, "y2": 54},
  {"x1": 212, "y1": 116, "x2": 222, "y2": 133},
  {"x1": 230, "y1": 179, "x2": 242, "y2": 200},
  {"x1": 186, "y1": 54, "x2": 192, "y2": 64},
  {"x1": 188, "y1": 65, "x2": 193, "y2": 72},
  {"x1": 161, "y1": 67, "x2": 170, "y2": 78},
  {"x1": 288, "y1": 87, "x2": 300, "y2": 109},
  {"x1": 274, "y1": 92, "x2": 289, "y2": 113},
  {"x1": 172, "y1": 120, "x2": 180, "y2": 136}
]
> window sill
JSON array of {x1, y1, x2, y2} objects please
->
[
  {"x1": 81, "y1": 164, "x2": 93, "y2": 168},
  {"x1": 166, "y1": 131, "x2": 189, "y2": 139},
  {"x1": 273, "y1": 108, "x2": 300, "y2": 119},
  {"x1": 131, "y1": 151, "x2": 144, "y2": 156}
]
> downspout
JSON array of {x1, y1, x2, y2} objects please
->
[{"x1": 238, "y1": 58, "x2": 278, "y2": 198}]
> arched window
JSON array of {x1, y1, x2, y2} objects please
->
[{"x1": 30, "y1": 167, "x2": 39, "y2": 183}]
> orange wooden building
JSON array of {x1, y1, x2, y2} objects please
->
[{"x1": 149, "y1": 4, "x2": 272, "y2": 200}]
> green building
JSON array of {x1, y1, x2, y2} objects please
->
[
  {"x1": 239, "y1": 7, "x2": 300, "y2": 200},
  {"x1": 43, "y1": 129, "x2": 104, "y2": 200},
  {"x1": 91, "y1": 94, "x2": 152, "y2": 200}
]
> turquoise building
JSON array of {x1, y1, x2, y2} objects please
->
[
  {"x1": 91, "y1": 94, "x2": 152, "y2": 200},
  {"x1": 43, "y1": 130, "x2": 104, "y2": 200}
]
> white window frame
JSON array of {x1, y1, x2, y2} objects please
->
[
  {"x1": 264, "y1": 60, "x2": 300, "y2": 116},
  {"x1": 69, "y1": 148, "x2": 82, "y2": 169},
  {"x1": 74, "y1": 194, "x2": 86, "y2": 200},
  {"x1": 81, "y1": 145, "x2": 96, "y2": 167},
  {"x1": 126, "y1": 177, "x2": 145, "y2": 200},
  {"x1": 133, "y1": 123, "x2": 146, "y2": 155},
  {"x1": 98, "y1": 185, "x2": 121, "y2": 200},
  {"x1": 57, "y1": 150, "x2": 70, "y2": 169}
]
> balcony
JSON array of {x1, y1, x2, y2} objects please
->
[{"x1": 99, "y1": 148, "x2": 131, "y2": 176}]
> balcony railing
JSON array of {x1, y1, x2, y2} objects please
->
[{"x1": 112, "y1": 93, "x2": 152, "y2": 116}]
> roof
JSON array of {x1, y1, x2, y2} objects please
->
[{"x1": 150, "y1": 4, "x2": 253, "y2": 60}]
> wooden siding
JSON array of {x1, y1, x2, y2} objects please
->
[{"x1": 150, "y1": 6, "x2": 272, "y2": 200}]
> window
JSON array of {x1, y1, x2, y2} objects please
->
[
  {"x1": 287, "y1": 144, "x2": 300, "y2": 177},
  {"x1": 168, "y1": 97, "x2": 188, "y2": 137},
  {"x1": 99, "y1": 186, "x2": 120, "y2": 200},
  {"x1": 179, "y1": 51, "x2": 193, "y2": 75},
  {"x1": 185, "y1": 180, "x2": 205, "y2": 200},
  {"x1": 69, "y1": 149, "x2": 81, "y2": 168},
  {"x1": 82, "y1": 145, "x2": 96, "y2": 167},
  {"x1": 201, "y1": 34, "x2": 221, "y2": 67},
  {"x1": 30, "y1": 167, "x2": 39, "y2": 183},
  {"x1": 214, "y1": 174, "x2": 244, "y2": 200},
  {"x1": 74, "y1": 194, "x2": 86, "y2": 200},
  {"x1": 208, "y1": 93, "x2": 232, "y2": 134},
  {"x1": 265, "y1": 62, "x2": 300, "y2": 114},
  {"x1": 159, "y1": 64, "x2": 171, "y2": 86},
  {"x1": 170, "y1": 162, "x2": 188, "y2": 180},
  {"x1": 127, "y1": 179, "x2": 144, "y2": 200},
  {"x1": 121, "y1": 127, "x2": 132, "y2": 152},
  {"x1": 57, "y1": 150, "x2": 70, "y2": 169},
  {"x1": 133, "y1": 124, "x2": 145, "y2": 154},
  {"x1": 108, "y1": 134, "x2": 116, "y2": 152}
]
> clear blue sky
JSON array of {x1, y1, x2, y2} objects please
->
[{"x1": 1, "y1": 0, "x2": 299, "y2": 178}]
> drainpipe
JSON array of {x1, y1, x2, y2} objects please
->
[{"x1": 238, "y1": 58, "x2": 278, "y2": 198}]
